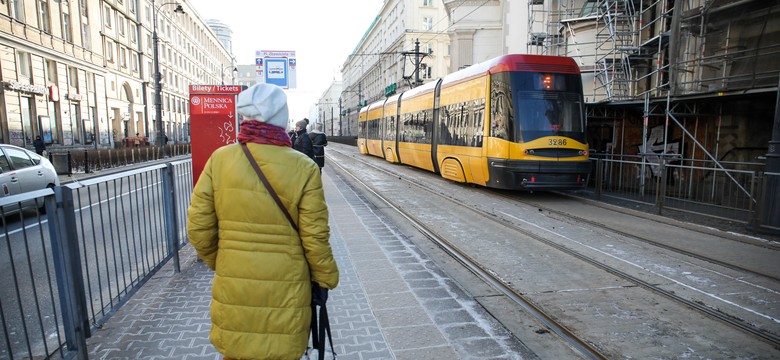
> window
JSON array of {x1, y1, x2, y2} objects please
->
[
  {"x1": 79, "y1": 0, "x2": 88, "y2": 17},
  {"x1": 82, "y1": 23, "x2": 91, "y2": 50},
  {"x1": 423, "y1": 17, "x2": 433, "y2": 31},
  {"x1": 423, "y1": 0, "x2": 432, "y2": 6},
  {"x1": 119, "y1": 47, "x2": 127, "y2": 68},
  {"x1": 0, "y1": 153, "x2": 11, "y2": 172},
  {"x1": 63, "y1": 13, "x2": 73, "y2": 43},
  {"x1": 129, "y1": 23, "x2": 137, "y2": 43},
  {"x1": 68, "y1": 66, "x2": 79, "y2": 88},
  {"x1": 87, "y1": 72, "x2": 95, "y2": 91},
  {"x1": 128, "y1": 0, "x2": 135, "y2": 13},
  {"x1": 104, "y1": 5, "x2": 112, "y2": 27},
  {"x1": 39, "y1": 0, "x2": 51, "y2": 34},
  {"x1": 17, "y1": 51, "x2": 31, "y2": 78},
  {"x1": 422, "y1": 64, "x2": 433, "y2": 79},
  {"x1": 132, "y1": 54, "x2": 139, "y2": 72},
  {"x1": 9, "y1": 0, "x2": 25, "y2": 21},
  {"x1": 46, "y1": 60, "x2": 57, "y2": 83},
  {"x1": 106, "y1": 40, "x2": 114, "y2": 62},
  {"x1": 117, "y1": 16, "x2": 125, "y2": 36},
  {"x1": 6, "y1": 147, "x2": 35, "y2": 169}
]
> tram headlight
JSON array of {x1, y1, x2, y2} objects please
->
[
  {"x1": 524, "y1": 149, "x2": 535, "y2": 155},
  {"x1": 579, "y1": 150, "x2": 588, "y2": 156}
]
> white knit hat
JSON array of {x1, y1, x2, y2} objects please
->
[{"x1": 236, "y1": 84, "x2": 289, "y2": 129}]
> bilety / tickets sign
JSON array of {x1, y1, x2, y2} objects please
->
[{"x1": 189, "y1": 85, "x2": 243, "y2": 183}]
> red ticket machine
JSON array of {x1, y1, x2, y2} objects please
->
[{"x1": 189, "y1": 85, "x2": 244, "y2": 183}]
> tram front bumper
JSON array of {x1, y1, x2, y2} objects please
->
[{"x1": 486, "y1": 159, "x2": 591, "y2": 190}]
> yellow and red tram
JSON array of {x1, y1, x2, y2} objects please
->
[{"x1": 358, "y1": 54, "x2": 590, "y2": 190}]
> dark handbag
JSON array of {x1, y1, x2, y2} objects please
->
[{"x1": 241, "y1": 143, "x2": 336, "y2": 359}]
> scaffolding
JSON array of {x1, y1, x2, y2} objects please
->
[
  {"x1": 674, "y1": 0, "x2": 780, "y2": 95},
  {"x1": 531, "y1": 0, "x2": 780, "y2": 225},
  {"x1": 529, "y1": 0, "x2": 780, "y2": 102}
]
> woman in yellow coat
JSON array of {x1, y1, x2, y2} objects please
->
[{"x1": 187, "y1": 83, "x2": 339, "y2": 360}]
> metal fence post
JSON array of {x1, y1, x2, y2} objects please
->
[
  {"x1": 67, "y1": 151, "x2": 73, "y2": 175},
  {"x1": 46, "y1": 187, "x2": 89, "y2": 359},
  {"x1": 749, "y1": 171, "x2": 763, "y2": 228},
  {"x1": 162, "y1": 163, "x2": 181, "y2": 273},
  {"x1": 84, "y1": 150, "x2": 90, "y2": 174},
  {"x1": 595, "y1": 158, "x2": 603, "y2": 200},
  {"x1": 657, "y1": 159, "x2": 667, "y2": 215}
]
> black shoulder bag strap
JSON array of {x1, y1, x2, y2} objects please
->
[
  {"x1": 241, "y1": 143, "x2": 298, "y2": 232},
  {"x1": 241, "y1": 143, "x2": 336, "y2": 359}
]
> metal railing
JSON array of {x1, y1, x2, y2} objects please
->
[
  {"x1": 0, "y1": 159, "x2": 193, "y2": 359},
  {"x1": 586, "y1": 154, "x2": 772, "y2": 226},
  {"x1": 48, "y1": 144, "x2": 192, "y2": 175}
]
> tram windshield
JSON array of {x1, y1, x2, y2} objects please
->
[{"x1": 490, "y1": 72, "x2": 586, "y2": 143}]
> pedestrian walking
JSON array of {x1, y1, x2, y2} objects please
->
[
  {"x1": 187, "y1": 83, "x2": 339, "y2": 360},
  {"x1": 309, "y1": 122, "x2": 328, "y2": 172},
  {"x1": 33, "y1": 135, "x2": 46, "y2": 156},
  {"x1": 133, "y1": 133, "x2": 141, "y2": 147},
  {"x1": 292, "y1": 118, "x2": 314, "y2": 160}
]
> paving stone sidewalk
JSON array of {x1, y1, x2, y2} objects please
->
[{"x1": 85, "y1": 168, "x2": 531, "y2": 359}]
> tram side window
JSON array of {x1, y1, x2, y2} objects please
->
[
  {"x1": 400, "y1": 112, "x2": 411, "y2": 142},
  {"x1": 422, "y1": 109, "x2": 432, "y2": 144},
  {"x1": 440, "y1": 100, "x2": 484, "y2": 148},
  {"x1": 490, "y1": 73, "x2": 513, "y2": 141},
  {"x1": 374, "y1": 119, "x2": 380, "y2": 139},
  {"x1": 385, "y1": 115, "x2": 396, "y2": 141},
  {"x1": 473, "y1": 100, "x2": 485, "y2": 147}
]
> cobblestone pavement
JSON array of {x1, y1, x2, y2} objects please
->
[{"x1": 84, "y1": 166, "x2": 532, "y2": 359}]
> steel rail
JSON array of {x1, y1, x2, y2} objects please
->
[{"x1": 495, "y1": 190, "x2": 780, "y2": 282}]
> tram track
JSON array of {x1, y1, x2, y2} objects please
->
[
  {"x1": 326, "y1": 146, "x2": 780, "y2": 354},
  {"x1": 327, "y1": 150, "x2": 608, "y2": 360},
  {"x1": 490, "y1": 190, "x2": 780, "y2": 283}
]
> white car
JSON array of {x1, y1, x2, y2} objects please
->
[{"x1": 0, "y1": 144, "x2": 60, "y2": 213}]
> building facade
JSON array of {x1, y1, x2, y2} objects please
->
[
  {"x1": 0, "y1": 0, "x2": 233, "y2": 150},
  {"x1": 338, "y1": 0, "x2": 451, "y2": 136},
  {"x1": 327, "y1": 0, "x2": 780, "y2": 173},
  {"x1": 315, "y1": 80, "x2": 342, "y2": 136}
]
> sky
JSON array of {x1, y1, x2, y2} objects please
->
[{"x1": 187, "y1": 0, "x2": 385, "y2": 120}]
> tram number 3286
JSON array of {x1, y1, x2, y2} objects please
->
[{"x1": 548, "y1": 138, "x2": 568, "y2": 146}]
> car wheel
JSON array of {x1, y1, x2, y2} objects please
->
[{"x1": 36, "y1": 184, "x2": 56, "y2": 214}]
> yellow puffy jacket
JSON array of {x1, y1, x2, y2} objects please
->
[{"x1": 187, "y1": 142, "x2": 339, "y2": 360}]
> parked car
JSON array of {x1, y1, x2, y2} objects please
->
[{"x1": 0, "y1": 144, "x2": 60, "y2": 214}]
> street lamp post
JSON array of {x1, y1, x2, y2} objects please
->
[
  {"x1": 341, "y1": 86, "x2": 362, "y2": 136},
  {"x1": 221, "y1": 66, "x2": 238, "y2": 85},
  {"x1": 153, "y1": 1, "x2": 184, "y2": 156},
  {"x1": 317, "y1": 100, "x2": 339, "y2": 136}
]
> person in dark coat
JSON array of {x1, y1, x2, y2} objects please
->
[
  {"x1": 309, "y1": 123, "x2": 327, "y2": 172},
  {"x1": 33, "y1": 135, "x2": 46, "y2": 155},
  {"x1": 291, "y1": 119, "x2": 314, "y2": 160}
]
